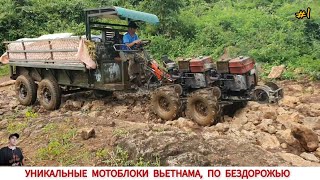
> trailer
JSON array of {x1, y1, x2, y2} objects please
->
[{"x1": 2, "y1": 6, "x2": 160, "y2": 110}]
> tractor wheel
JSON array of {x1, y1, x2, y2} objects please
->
[
  {"x1": 93, "y1": 90, "x2": 113, "y2": 98},
  {"x1": 38, "y1": 78, "x2": 61, "y2": 110},
  {"x1": 186, "y1": 89, "x2": 219, "y2": 126},
  {"x1": 265, "y1": 81, "x2": 284, "y2": 98},
  {"x1": 15, "y1": 75, "x2": 37, "y2": 106},
  {"x1": 151, "y1": 86, "x2": 180, "y2": 121}
]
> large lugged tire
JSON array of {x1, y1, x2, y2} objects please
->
[
  {"x1": 15, "y1": 75, "x2": 37, "y2": 106},
  {"x1": 151, "y1": 86, "x2": 180, "y2": 121},
  {"x1": 38, "y1": 78, "x2": 61, "y2": 110},
  {"x1": 186, "y1": 89, "x2": 219, "y2": 126}
]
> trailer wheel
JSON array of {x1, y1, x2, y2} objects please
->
[
  {"x1": 15, "y1": 75, "x2": 37, "y2": 106},
  {"x1": 186, "y1": 89, "x2": 219, "y2": 126},
  {"x1": 93, "y1": 90, "x2": 113, "y2": 98},
  {"x1": 38, "y1": 79, "x2": 61, "y2": 110},
  {"x1": 151, "y1": 86, "x2": 180, "y2": 121}
]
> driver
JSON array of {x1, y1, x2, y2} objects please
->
[
  {"x1": 123, "y1": 21, "x2": 144, "y2": 83},
  {"x1": 123, "y1": 21, "x2": 141, "y2": 50}
]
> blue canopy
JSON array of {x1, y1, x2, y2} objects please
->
[
  {"x1": 85, "y1": 6, "x2": 160, "y2": 25},
  {"x1": 115, "y1": 7, "x2": 159, "y2": 25}
]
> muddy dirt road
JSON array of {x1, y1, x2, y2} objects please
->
[{"x1": 0, "y1": 78, "x2": 319, "y2": 166}]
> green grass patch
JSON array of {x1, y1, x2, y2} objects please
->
[
  {"x1": 25, "y1": 107, "x2": 38, "y2": 119},
  {"x1": 101, "y1": 146, "x2": 161, "y2": 166},
  {"x1": 7, "y1": 120, "x2": 28, "y2": 134},
  {"x1": 36, "y1": 128, "x2": 87, "y2": 165},
  {"x1": 0, "y1": 65, "x2": 9, "y2": 77},
  {"x1": 112, "y1": 129, "x2": 129, "y2": 137},
  {"x1": 42, "y1": 123, "x2": 58, "y2": 133}
]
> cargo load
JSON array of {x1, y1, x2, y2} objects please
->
[{"x1": 0, "y1": 33, "x2": 97, "y2": 70}]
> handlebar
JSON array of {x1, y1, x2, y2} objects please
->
[
  {"x1": 140, "y1": 40, "x2": 151, "y2": 46},
  {"x1": 113, "y1": 40, "x2": 151, "y2": 52},
  {"x1": 113, "y1": 44, "x2": 139, "y2": 52}
]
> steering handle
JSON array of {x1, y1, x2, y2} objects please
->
[{"x1": 140, "y1": 39, "x2": 151, "y2": 46}]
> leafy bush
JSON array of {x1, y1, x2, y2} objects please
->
[
  {"x1": 0, "y1": 0, "x2": 319, "y2": 79},
  {"x1": 0, "y1": 65, "x2": 9, "y2": 77},
  {"x1": 25, "y1": 107, "x2": 38, "y2": 119}
]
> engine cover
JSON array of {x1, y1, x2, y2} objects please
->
[
  {"x1": 225, "y1": 75, "x2": 247, "y2": 91},
  {"x1": 185, "y1": 73, "x2": 207, "y2": 88}
]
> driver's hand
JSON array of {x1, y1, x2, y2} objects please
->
[{"x1": 134, "y1": 40, "x2": 142, "y2": 44}]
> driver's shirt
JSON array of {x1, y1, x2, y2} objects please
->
[
  {"x1": 122, "y1": 32, "x2": 139, "y2": 50},
  {"x1": 0, "y1": 146, "x2": 24, "y2": 166}
]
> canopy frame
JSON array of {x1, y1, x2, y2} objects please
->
[{"x1": 84, "y1": 6, "x2": 159, "y2": 40}]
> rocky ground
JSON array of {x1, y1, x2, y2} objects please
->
[{"x1": 0, "y1": 78, "x2": 319, "y2": 166}]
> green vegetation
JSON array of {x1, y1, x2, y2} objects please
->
[
  {"x1": 100, "y1": 146, "x2": 161, "y2": 166},
  {"x1": 6, "y1": 121, "x2": 27, "y2": 134},
  {"x1": 0, "y1": 0, "x2": 319, "y2": 79},
  {"x1": 36, "y1": 128, "x2": 88, "y2": 165},
  {"x1": 25, "y1": 107, "x2": 38, "y2": 119},
  {"x1": 42, "y1": 123, "x2": 58, "y2": 133},
  {"x1": 6, "y1": 108, "x2": 39, "y2": 133},
  {"x1": 37, "y1": 124, "x2": 160, "y2": 166},
  {"x1": 112, "y1": 128, "x2": 129, "y2": 137},
  {"x1": 0, "y1": 65, "x2": 9, "y2": 77}
]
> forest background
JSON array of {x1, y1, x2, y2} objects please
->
[{"x1": 0, "y1": 0, "x2": 319, "y2": 79}]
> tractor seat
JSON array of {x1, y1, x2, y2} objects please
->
[{"x1": 114, "y1": 32, "x2": 125, "y2": 60}]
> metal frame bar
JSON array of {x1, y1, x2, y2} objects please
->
[
  {"x1": 48, "y1": 69, "x2": 58, "y2": 83},
  {"x1": 22, "y1": 41, "x2": 27, "y2": 59},
  {"x1": 9, "y1": 62, "x2": 86, "y2": 71},
  {"x1": 48, "y1": 41, "x2": 53, "y2": 60},
  {"x1": 85, "y1": 10, "x2": 91, "y2": 40},
  {"x1": 88, "y1": 11, "x2": 117, "y2": 18},
  {"x1": 84, "y1": 7, "x2": 116, "y2": 12},
  {"x1": 7, "y1": 49, "x2": 78, "y2": 53},
  {"x1": 64, "y1": 70, "x2": 73, "y2": 84},
  {"x1": 3, "y1": 37, "x2": 81, "y2": 43},
  {"x1": 34, "y1": 68, "x2": 42, "y2": 79},
  {"x1": 9, "y1": 59, "x2": 82, "y2": 63},
  {"x1": 113, "y1": 44, "x2": 139, "y2": 52},
  {"x1": 90, "y1": 21, "x2": 129, "y2": 28},
  {"x1": 90, "y1": 26, "x2": 127, "y2": 32}
]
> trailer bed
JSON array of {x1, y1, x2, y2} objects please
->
[{"x1": 3, "y1": 38, "x2": 96, "y2": 71}]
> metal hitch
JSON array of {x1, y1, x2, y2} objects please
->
[{"x1": 253, "y1": 82, "x2": 283, "y2": 104}]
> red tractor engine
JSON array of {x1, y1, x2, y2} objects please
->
[{"x1": 150, "y1": 55, "x2": 283, "y2": 126}]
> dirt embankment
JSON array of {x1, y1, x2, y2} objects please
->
[{"x1": 0, "y1": 79, "x2": 319, "y2": 166}]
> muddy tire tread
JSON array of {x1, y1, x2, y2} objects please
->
[
  {"x1": 151, "y1": 86, "x2": 180, "y2": 121},
  {"x1": 186, "y1": 88, "x2": 219, "y2": 126},
  {"x1": 38, "y1": 78, "x2": 61, "y2": 110},
  {"x1": 15, "y1": 75, "x2": 37, "y2": 106}
]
